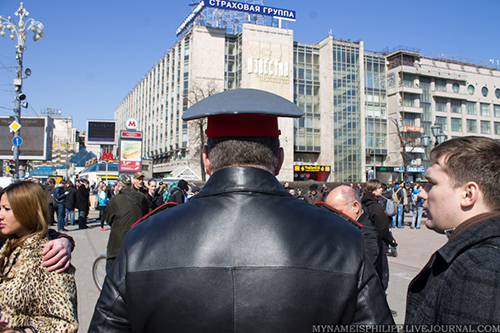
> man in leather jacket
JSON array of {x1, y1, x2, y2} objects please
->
[{"x1": 90, "y1": 89, "x2": 393, "y2": 332}]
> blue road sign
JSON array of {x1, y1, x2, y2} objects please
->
[{"x1": 12, "y1": 136, "x2": 23, "y2": 146}]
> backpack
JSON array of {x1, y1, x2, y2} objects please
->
[
  {"x1": 411, "y1": 192, "x2": 418, "y2": 206},
  {"x1": 162, "y1": 182, "x2": 178, "y2": 203},
  {"x1": 392, "y1": 188, "x2": 402, "y2": 205},
  {"x1": 384, "y1": 198, "x2": 397, "y2": 217},
  {"x1": 364, "y1": 196, "x2": 396, "y2": 218}
]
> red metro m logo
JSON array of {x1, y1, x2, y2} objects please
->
[
  {"x1": 101, "y1": 151, "x2": 114, "y2": 161},
  {"x1": 126, "y1": 118, "x2": 138, "y2": 130}
]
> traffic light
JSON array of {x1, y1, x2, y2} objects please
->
[{"x1": 7, "y1": 159, "x2": 16, "y2": 174}]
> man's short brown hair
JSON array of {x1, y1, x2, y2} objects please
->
[
  {"x1": 207, "y1": 136, "x2": 280, "y2": 173},
  {"x1": 431, "y1": 136, "x2": 500, "y2": 210}
]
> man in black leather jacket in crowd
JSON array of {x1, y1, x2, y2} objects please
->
[{"x1": 89, "y1": 89, "x2": 393, "y2": 332}]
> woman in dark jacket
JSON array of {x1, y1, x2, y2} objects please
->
[
  {"x1": 65, "y1": 181, "x2": 78, "y2": 226},
  {"x1": 361, "y1": 179, "x2": 397, "y2": 292},
  {"x1": 76, "y1": 179, "x2": 90, "y2": 229}
]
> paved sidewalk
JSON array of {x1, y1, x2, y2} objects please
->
[
  {"x1": 69, "y1": 211, "x2": 448, "y2": 330},
  {"x1": 64, "y1": 210, "x2": 108, "y2": 332},
  {"x1": 386, "y1": 215, "x2": 447, "y2": 324}
]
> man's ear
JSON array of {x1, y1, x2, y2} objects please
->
[
  {"x1": 462, "y1": 181, "x2": 480, "y2": 208},
  {"x1": 202, "y1": 145, "x2": 213, "y2": 176},
  {"x1": 274, "y1": 147, "x2": 284, "y2": 176},
  {"x1": 352, "y1": 201, "x2": 362, "y2": 215}
]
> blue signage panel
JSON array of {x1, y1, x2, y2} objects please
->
[
  {"x1": 407, "y1": 166, "x2": 425, "y2": 173},
  {"x1": 204, "y1": 0, "x2": 296, "y2": 20},
  {"x1": 12, "y1": 136, "x2": 23, "y2": 146}
]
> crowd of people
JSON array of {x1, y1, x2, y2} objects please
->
[{"x1": 2, "y1": 89, "x2": 500, "y2": 331}]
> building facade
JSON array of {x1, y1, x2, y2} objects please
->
[
  {"x1": 114, "y1": 7, "x2": 500, "y2": 183},
  {"x1": 386, "y1": 49, "x2": 500, "y2": 182}
]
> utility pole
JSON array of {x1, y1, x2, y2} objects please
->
[{"x1": 1, "y1": 3, "x2": 44, "y2": 181}]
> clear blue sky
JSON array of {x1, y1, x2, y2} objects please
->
[{"x1": 1, "y1": 0, "x2": 498, "y2": 131}]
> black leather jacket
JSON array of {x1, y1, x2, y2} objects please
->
[{"x1": 90, "y1": 167, "x2": 393, "y2": 332}]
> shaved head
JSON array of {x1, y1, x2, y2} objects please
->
[{"x1": 325, "y1": 185, "x2": 362, "y2": 220}]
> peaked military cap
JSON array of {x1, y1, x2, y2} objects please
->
[{"x1": 182, "y1": 88, "x2": 303, "y2": 137}]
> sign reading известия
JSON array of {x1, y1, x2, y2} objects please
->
[{"x1": 205, "y1": 0, "x2": 296, "y2": 20}]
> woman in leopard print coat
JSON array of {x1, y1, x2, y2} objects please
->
[{"x1": 0, "y1": 181, "x2": 78, "y2": 333}]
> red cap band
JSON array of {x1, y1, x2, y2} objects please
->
[{"x1": 206, "y1": 114, "x2": 279, "y2": 137}]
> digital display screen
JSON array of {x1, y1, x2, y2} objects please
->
[{"x1": 87, "y1": 120, "x2": 116, "y2": 145}]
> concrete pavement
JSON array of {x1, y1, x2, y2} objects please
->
[
  {"x1": 68, "y1": 210, "x2": 448, "y2": 330},
  {"x1": 386, "y1": 216, "x2": 447, "y2": 324}
]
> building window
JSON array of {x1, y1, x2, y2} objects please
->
[
  {"x1": 436, "y1": 116, "x2": 447, "y2": 131},
  {"x1": 403, "y1": 94, "x2": 416, "y2": 107},
  {"x1": 480, "y1": 103, "x2": 490, "y2": 117},
  {"x1": 467, "y1": 119, "x2": 477, "y2": 133},
  {"x1": 435, "y1": 79, "x2": 446, "y2": 92},
  {"x1": 451, "y1": 118, "x2": 462, "y2": 132},
  {"x1": 452, "y1": 83, "x2": 459, "y2": 93},
  {"x1": 481, "y1": 121, "x2": 491, "y2": 134},
  {"x1": 482, "y1": 86, "x2": 489, "y2": 97},
  {"x1": 435, "y1": 98, "x2": 447, "y2": 112},
  {"x1": 496, "y1": 88, "x2": 500, "y2": 99},
  {"x1": 468, "y1": 85, "x2": 475, "y2": 95},
  {"x1": 402, "y1": 113, "x2": 418, "y2": 127},
  {"x1": 294, "y1": 44, "x2": 321, "y2": 155},
  {"x1": 402, "y1": 73, "x2": 415, "y2": 88},
  {"x1": 494, "y1": 105, "x2": 500, "y2": 118},
  {"x1": 495, "y1": 122, "x2": 500, "y2": 135},
  {"x1": 466, "y1": 102, "x2": 476, "y2": 115},
  {"x1": 450, "y1": 100, "x2": 461, "y2": 113}
]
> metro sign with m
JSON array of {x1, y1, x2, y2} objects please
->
[
  {"x1": 126, "y1": 118, "x2": 138, "y2": 130},
  {"x1": 100, "y1": 151, "x2": 114, "y2": 161}
]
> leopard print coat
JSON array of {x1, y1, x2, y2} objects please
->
[{"x1": 0, "y1": 233, "x2": 78, "y2": 333}]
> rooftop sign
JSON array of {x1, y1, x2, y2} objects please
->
[
  {"x1": 176, "y1": 1, "x2": 205, "y2": 36},
  {"x1": 176, "y1": 0, "x2": 296, "y2": 36},
  {"x1": 205, "y1": 0, "x2": 295, "y2": 20}
]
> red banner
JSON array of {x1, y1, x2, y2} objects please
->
[{"x1": 405, "y1": 126, "x2": 421, "y2": 132}]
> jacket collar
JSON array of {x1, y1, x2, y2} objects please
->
[
  {"x1": 437, "y1": 214, "x2": 500, "y2": 264},
  {"x1": 195, "y1": 167, "x2": 289, "y2": 198}
]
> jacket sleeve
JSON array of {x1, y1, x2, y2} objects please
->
[
  {"x1": 105, "y1": 199, "x2": 116, "y2": 227},
  {"x1": 47, "y1": 229, "x2": 76, "y2": 252},
  {"x1": 141, "y1": 196, "x2": 149, "y2": 216},
  {"x1": 53, "y1": 187, "x2": 65, "y2": 202},
  {"x1": 352, "y1": 254, "x2": 394, "y2": 324},
  {"x1": 435, "y1": 247, "x2": 500, "y2": 324},
  {"x1": 89, "y1": 237, "x2": 132, "y2": 332},
  {"x1": 17, "y1": 257, "x2": 78, "y2": 333}
]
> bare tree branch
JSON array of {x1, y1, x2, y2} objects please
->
[{"x1": 184, "y1": 81, "x2": 221, "y2": 181}]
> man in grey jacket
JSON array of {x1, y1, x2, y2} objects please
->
[
  {"x1": 90, "y1": 89, "x2": 393, "y2": 332},
  {"x1": 406, "y1": 136, "x2": 500, "y2": 324}
]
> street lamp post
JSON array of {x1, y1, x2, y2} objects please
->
[
  {"x1": 1, "y1": 3, "x2": 44, "y2": 181},
  {"x1": 391, "y1": 118, "x2": 428, "y2": 183},
  {"x1": 421, "y1": 122, "x2": 447, "y2": 148}
]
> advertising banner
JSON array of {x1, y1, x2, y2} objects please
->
[
  {"x1": 176, "y1": 0, "x2": 296, "y2": 36},
  {"x1": 119, "y1": 130, "x2": 143, "y2": 172},
  {"x1": 294, "y1": 165, "x2": 331, "y2": 172},
  {"x1": 87, "y1": 120, "x2": 117, "y2": 145},
  {"x1": 204, "y1": 0, "x2": 296, "y2": 20},
  {"x1": 0, "y1": 116, "x2": 51, "y2": 160}
]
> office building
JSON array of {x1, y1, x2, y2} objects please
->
[{"x1": 114, "y1": 2, "x2": 500, "y2": 183}]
